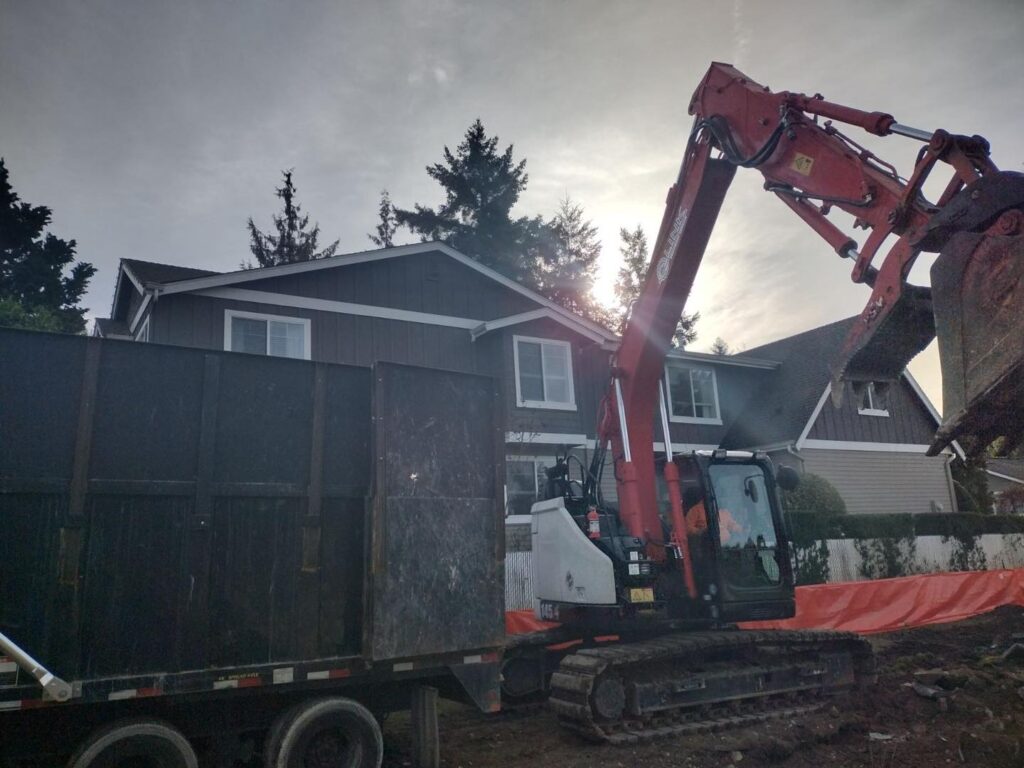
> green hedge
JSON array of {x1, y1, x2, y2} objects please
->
[
  {"x1": 786, "y1": 512, "x2": 1024, "y2": 546},
  {"x1": 781, "y1": 473, "x2": 847, "y2": 517}
]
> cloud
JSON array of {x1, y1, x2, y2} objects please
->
[{"x1": 731, "y1": 0, "x2": 750, "y2": 69}]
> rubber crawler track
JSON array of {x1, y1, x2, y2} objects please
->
[{"x1": 549, "y1": 629, "x2": 875, "y2": 743}]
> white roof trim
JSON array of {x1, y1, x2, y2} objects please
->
[
  {"x1": 149, "y1": 242, "x2": 617, "y2": 341},
  {"x1": 197, "y1": 287, "x2": 481, "y2": 330},
  {"x1": 197, "y1": 287, "x2": 613, "y2": 345},
  {"x1": 739, "y1": 441, "x2": 797, "y2": 453},
  {"x1": 128, "y1": 293, "x2": 152, "y2": 334},
  {"x1": 121, "y1": 261, "x2": 144, "y2": 293},
  {"x1": 801, "y1": 439, "x2": 952, "y2": 454},
  {"x1": 795, "y1": 384, "x2": 832, "y2": 451},
  {"x1": 902, "y1": 369, "x2": 965, "y2": 459},
  {"x1": 986, "y1": 469, "x2": 1024, "y2": 486},
  {"x1": 502, "y1": 431, "x2": 718, "y2": 454},
  {"x1": 653, "y1": 442, "x2": 719, "y2": 453},
  {"x1": 599, "y1": 341, "x2": 780, "y2": 370},
  {"x1": 471, "y1": 308, "x2": 606, "y2": 343},
  {"x1": 505, "y1": 431, "x2": 590, "y2": 446},
  {"x1": 667, "y1": 349, "x2": 779, "y2": 369}
]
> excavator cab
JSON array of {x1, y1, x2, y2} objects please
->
[
  {"x1": 660, "y1": 452, "x2": 796, "y2": 624},
  {"x1": 696, "y1": 454, "x2": 797, "y2": 623},
  {"x1": 531, "y1": 450, "x2": 796, "y2": 628}
]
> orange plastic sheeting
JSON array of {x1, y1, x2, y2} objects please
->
[
  {"x1": 505, "y1": 569, "x2": 1024, "y2": 638},
  {"x1": 741, "y1": 569, "x2": 1024, "y2": 635},
  {"x1": 506, "y1": 609, "x2": 558, "y2": 635}
]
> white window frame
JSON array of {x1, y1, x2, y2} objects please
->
[
  {"x1": 664, "y1": 363, "x2": 722, "y2": 425},
  {"x1": 857, "y1": 382, "x2": 891, "y2": 417},
  {"x1": 505, "y1": 455, "x2": 557, "y2": 516},
  {"x1": 223, "y1": 309, "x2": 312, "y2": 360},
  {"x1": 512, "y1": 335, "x2": 576, "y2": 411},
  {"x1": 133, "y1": 317, "x2": 150, "y2": 343}
]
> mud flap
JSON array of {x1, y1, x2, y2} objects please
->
[{"x1": 449, "y1": 660, "x2": 501, "y2": 713}]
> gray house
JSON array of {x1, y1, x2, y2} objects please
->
[
  {"x1": 719, "y1": 319, "x2": 960, "y2": 516},
  {"x1": 987, "y1": 459, "x2": 1024, "y2": 513},
  {"x1": 94, "y1": 243, "x2": 957, "y2": 517}
]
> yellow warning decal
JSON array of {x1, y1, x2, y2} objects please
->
[
  {"x1": 791, "y1": 153, "x2": 814, "y2": 176},
  {"x1": 628, "y1": 587, "x2": 655, "y2": 603}
]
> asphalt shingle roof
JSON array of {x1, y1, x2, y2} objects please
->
[
  {"x1": 719, "y1": 317, "x2": 857, "y2": 449},
  {"x1": 988, "y1": 458, "x2": 1024, "y2": 483},
  {"x1": 122, "y1": 258, "x2": 220, "y2": 286}
]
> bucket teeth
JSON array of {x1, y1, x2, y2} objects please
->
[{"x1": 830, "y1": 285, "x2": 935, "y2": 409}]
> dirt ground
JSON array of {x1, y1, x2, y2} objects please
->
[{"x1": 384, "y1": 607, "x2": 1024, "y2": 768}]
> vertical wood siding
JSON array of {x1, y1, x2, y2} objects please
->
[{"x1": 808, "y1": 378, "x2": 938, "y2": 444}]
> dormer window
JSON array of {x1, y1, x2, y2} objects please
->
[
  {"x1": 858, "y1": 382, "x2": 890, "y2": 417},
  {"x1": 513, "y1": 336, "x2": 576, "y2": 410},
  {"x1": 665, "y1": 363, "x2": 722, "y2": 424}
]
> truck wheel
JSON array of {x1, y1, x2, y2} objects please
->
[
  {"x1": 266, "y1": 698, "x2": 383, "y2": 768},
  {"x1": 67, "y1": 719, "x2": 197, "y2": 768}
]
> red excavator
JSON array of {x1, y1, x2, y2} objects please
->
[{"x1": 528, "y1": 62, "x2": 1024, "y2": 741}]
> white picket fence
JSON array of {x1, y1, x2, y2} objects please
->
[{"x1": 503, "y1": 523, "x2": 1024, "y2": 610}]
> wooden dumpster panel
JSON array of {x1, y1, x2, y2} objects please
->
[
  {"x1": 371, "y1": 497, "x2": 500, "y2": 659},
  {"x1": 370, "y1": 364, "x2": 503, "y2": 660},
  {"x1": 88, "y1": 343, "x2": 205, "y2": 482},
  {"x1": 318, "y1": 496, "x2": 367, "y2": 658},
  {"x1": 79, "y1": 496, "x2": 189, "y2": 677},
  {"x1": 0, "y1": 331, "x2": 84, "y2": 479}
]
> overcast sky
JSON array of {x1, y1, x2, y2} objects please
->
[{"x1": 3, "y1": 0, "x2": 1022, "y2": 411}]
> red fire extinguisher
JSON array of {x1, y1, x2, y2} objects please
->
[{"x1": 586, "y1": 506, "x2": 601, "y2": 539}]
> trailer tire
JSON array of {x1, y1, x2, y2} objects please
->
[
  {"x1": 266, "y1": 698, "x2": 383, "y2": 768},
  {"x1": 67, "y1": 718, "x2": 197, "y2": 768}
]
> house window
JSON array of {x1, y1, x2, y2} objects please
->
[
  {"x1": 224, "y1": 310, "x2": 311, "y2": 360},
  {"x1": 134, "y1": 317, "x2": 150, "y2": 343},
  {"x1": 513, "y1": 336, "x2": 576, "y2": 410},
  {"x1": 858, "y1": 382, "x2": 890, "y2": 417},
  {"x1": 506, "y1": 456, "x2": 556, "y2": 516},
  {"x1": 665, "y1": 364, "x2": 721, "y2": 424}
]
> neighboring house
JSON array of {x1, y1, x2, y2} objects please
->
[
  {"x1": 987, "y1": 459, "x2": 1024, "y2": 513},
  {"x1": 718, "y1": 319, "x2": 960, "y2": 516},
  {"x1": 94, "y1": 244, "x2": 956, "y2": 518}
]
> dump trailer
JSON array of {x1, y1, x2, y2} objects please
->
[{"x1": 0, "y1": 328, "x2": 505, "y2": 768}]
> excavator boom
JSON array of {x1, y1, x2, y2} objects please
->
[{"x1": 601, "y1": 62, "x2": 1024, "y2": 550}]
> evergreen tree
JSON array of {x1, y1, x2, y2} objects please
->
[
  {"x1": 393, "y1": 120, "x2": 548, "y2": 285},
  {"x1": 538, "y1": 196, "x2": 612, "y2": 325},
  {"x1": 613, "y1": 224, "x2": 698, "y2": 346},
  {"x1": 0, "y1": 158, "x2": 95, "y2": 333},
  {"x1": 247, "y1": 170, "x2": 339, "y2": 268},
  {"x1": 368, "y1": 189, "x2": 398, "y2": 248},
  {"x1": 710, "y1": 337, "x2": 731, "y2": 355}
]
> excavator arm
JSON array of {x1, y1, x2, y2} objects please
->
[{"x1": 598, "y1": 62, "x2": 1024, "y2": 561}]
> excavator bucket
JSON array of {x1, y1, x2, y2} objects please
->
[
  {"x1": 834, "y1": 171, "x2": 1024, "y2": 458},
  {"x1": 929, "y1": 208, "x2": 1024, "y2": 456},
  {"x1": 832, "y1": 284, "x2": 936, "y2": 392}
]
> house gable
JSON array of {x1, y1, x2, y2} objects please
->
[
  {"x1": 803, "y1": 375, "x2": 941, "y2": 447},
  {"x1": 149, "y1": 243, "x2": 615, "y2": 342},
  {"x1": 719, "y1": 318, "x2": 951, "y2": 453},
  {"x1": 105, "y1": 243, "x2": 615, "y2": 349}
]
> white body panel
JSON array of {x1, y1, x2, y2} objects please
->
[{"x1": 531, "y1": 498, "x2": 616, "y2": 615}]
